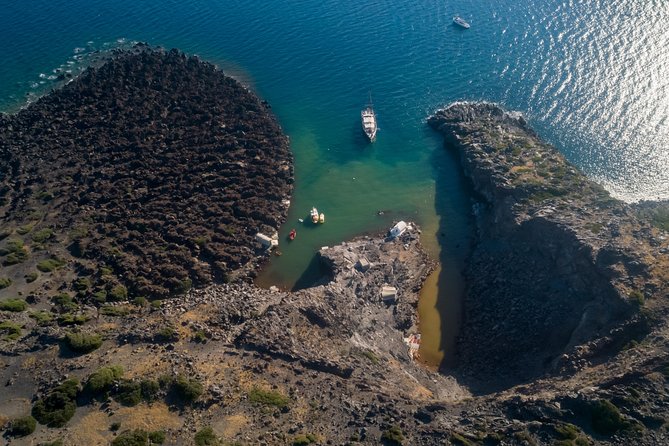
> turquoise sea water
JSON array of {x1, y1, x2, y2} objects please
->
[{"x1": 2, "y1": 0, "x2": 668, "y2": 366}]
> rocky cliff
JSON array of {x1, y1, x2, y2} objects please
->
[{"x1": 429, "y1": 102, "x2": 669, "y2": 392}]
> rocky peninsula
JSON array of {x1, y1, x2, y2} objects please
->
[{"x1": 2, "y1": 50, "x2": 669, "y2": 445}]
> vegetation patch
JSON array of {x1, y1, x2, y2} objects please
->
[
  {"x1": 154, "y1": 326, "x2": 178, "y2": 343},
  {"x1": 361, "y1": 349, "x2": 379, "y2": 364},
  {"x1": 30, "y1": 310, "x2": 55, "y2": 326},
  {"x1": 32, "y1": 228, "x2": 54, "y2": 244},
  {"x1": 109, "y1": 284, "x2": 129, "y2": 302},
  {"x1": 1, "y1": 239, "x2": 29, "y2": 265},
  {"x1": 85, "y1": 365, "x2": 124, "y2": 394},
  {"x1": 381, "y1": 425, "x2": 405, "y2": 445},
  {"x1": 248, "y1": 387, "x2": 290, "y2": 409},
  {"x1": 57, "y1": 313, "x2": 88, "y2": 326},
  {"x1": 148, "y1": 431, "x2": 166, "y2": 444},
  {"x1": 115, "y1": 379, "x2": 142, "y2": 406},
  {"x1": 172, "y1": 375, "x2": 203, "y2": 404},
  {"x1": 140, "y1": 379, "x2": 160, "y2": 402},
  {"x1": 74, "y1": 277, "x2": 92, "y2": 291},
  {"x1": 8, "y1": 415, "x2": 37, "y2": 437},
  {"x1": 32, "y1": 379, "x2": 79, "y2": 427},
  {"x1": 111, "y1": 429, "x2": 148, "y2": 446},
  {"x1": 100, "y1": 305, "x2": 132, "y2": 317},
  {"x1": 590, "y1": 399, "x2": 636, "y2": 436},
  {"x1": 0, "y1": 277, "x2": 12, "y2": 289},
  {"x1": 36, "y1": 257, "x2": 66, "y2": 272},
  {"x1": 16, "y1": 223, "x2": 35, "y2": 235},
  {"x1": 25, "y1": 271, "x2": 39, "y2": 283},
  {"x1": 0, "y1": 321, "x2": 22, "y2": 340},
  {"x1": 52, "y1": 292, "x2": 74, "y2": 307},
  {"x1": 194, "y1": 426, "x2": 219, "y2": 446},
  {"x1": 629, "y1": 290, "x2": 645, "y2": 307},
  {"x1": 64, "y1": 331, "x2": 102, "y2": 353},
  {"x1": 293, "y1": 433, "x2": 318, "y2": 445},
  {"x1": 0, "y1": 297, "x2": 27, "y2": 312}
]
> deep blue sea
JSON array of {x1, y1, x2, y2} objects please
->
[{"x1": 1, "y1": 0, "x2": 667, "y2": 365}]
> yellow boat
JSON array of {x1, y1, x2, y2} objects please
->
[{"x1": 319, "y1": 213, "x2": 325, "y2": 224}]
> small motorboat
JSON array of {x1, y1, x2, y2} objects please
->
[
  {"x1": 288, "y1": 229, "x2": 297, "y2": 240},
  {"x1": 453, "y1": 16, "x2": 470, "y2": 29},
  {"x1": 298, "y1": 218, "x2": 304, "y2": 223},
  {"x1": 319, "y1": 213, "x2": 325, "y2": 224},
  {"x1": 310, "y1": 207, "x2": 319, "y2": 224}
]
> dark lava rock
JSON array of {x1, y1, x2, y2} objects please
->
[
  {"x1": 0, "y1": 47, "x2": 293, "y2": 297},
  {"x1": 429, "y1": 102, "x2": 669, "y2": 392}
]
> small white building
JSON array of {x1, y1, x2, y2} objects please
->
[
  {"x1": 356, "y1": 257, "x2": 371, "y2": 272},
  {"x1": 381, "y1": 285, "x2": 397, "y2": 303},
  {"x1": 255, "y1": 233, "x2": 278, "y2": 250},
  {"x1": 389, "y1": 221, "x2": 408, "y2": 238}
]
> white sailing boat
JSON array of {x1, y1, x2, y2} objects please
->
[{"x1": 361, "y1": 93, "x2": 378, "y2": 142}]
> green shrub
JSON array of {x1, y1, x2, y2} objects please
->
[
  {"x1": 16, "y1": 224, "x2": 35, "y2": 235},
  {"x1": 35, "y1": 190, "x2": 54, "y2": 202},
  {"x1": 193, "y1": 330, "x2": 207, "y2": 343},
  {"x1": 100, "y1": 305, "x2": 131, "y2": 317},
  {"x1": 30, "y1": 310, "x2": 55, "y2": 326},
  {"x1": 194, "y1": 427, "x2": 219, "y2": 446},
  {"x1": 361, "y1": 349, "x2": 379, "y2": 364},
  {"x1": 39, "y1": 440, "x2": 64, "y2": 446},
  {"x1": 32, "y1": 379, "x2": 79, "y2": 427},
  {"x1": 381, "y1": 426, "x2": 404, "y2": 445},
  {"x1": 449, "y1": 432, "x2": 474, "y2": 446},
  {"x1": 248, "y1": 387, "x2": 289, "y2": 409},
  {"x1": 293, "y1": 433, "x2": 318, "y2": 445},
  {"x1": 133, "y1": 296, "x2": 148, "y2": 307},
  {"x1": 148, "y1": 430, "x2": 166, "y2": 444},
  {"x1": 629, "y1": 290, "x2": 644, "y2": 306},
  {"x1": 555, "y1": 423, "x2": 580, "y2": 440},
  {"x1": 57, "y1": 313, "x2": 88, "y2": 326},
  {"x1": 0, "y1": 277, "x2": 12, "y2": 289},
  {"x1": 111, "y1": 421, "x2": 122, "y2": 431},
  {"x1": 173, "y1": 375, "x2": 203, "y2": 404},
  {"x1": 37, "y1": 257, "x2": 66, "y2": 272},
  {"x1": 109, "y1": 285, "x2": 128, "y2": 302},
  {"x1": 32, "y1": 228, "x2": 54, "y2": 243},
  {"x1": 0, "y1": 239, "x2": 28, "y2": 263},
  {"x1": 8, "y1": 415, "x2": 37, "y2": 437},
  {"x1": 3, "y1": 250, "x2": 28, "y2": 265},
  {"x1": 591, "y1": 399, "x2": 627, "y2": 435},
  {"x1": 140, "y1": 379, "x2": 160, "y2": 402},
  {"x1": 85, "y1": 365, "x2": 124, "y2": 394},
  {"x1": 0, "y1": 298, "x2": 28, "y2": 312},
  {"x1": 150, "y1": 300, "x2": 162, "y2": 310},
  {"x1": 115, "y1": 380, "x2": 142, "y2": 406},
  {"x1": 174, "y1": 278, "x2": 192, "y2": 295},
  {"x1": 52, "y1": 293, "x2": 73, "y2": 306},
  {"x1": 74, "y1": 277, "x2": 92, "y2": 291},
  {"x1": 0, "y1": 321, "x2": 22, "y2": 340},
  {"x1": 93, "y1": 289, "x2": 108, "y2": 303},
  {"x1": 99, "y1": 266, "x2": 113, "y2": 276},
  {"x1": 111, "y1": 429, "x2": 148, "y2": 446},
  {"x1": 25, "y1": 271, "x2": 39, "y2": 283},
  {"x1": 155, "y1": 326, "x2": 178, "y2": 342},
  {"x1": 64, "y1": 331, "x2": 102, "y2": 353},
  {"x1": 158, "y1": 374, "x2": 174, "y2": 389}
]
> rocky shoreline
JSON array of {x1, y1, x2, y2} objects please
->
[
  {"x1": 0, "y1": 45, "x2": 293, "y2": 299},
  {"x1": 2, "y1": 50, "x2": 669, "y2": 445}
]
